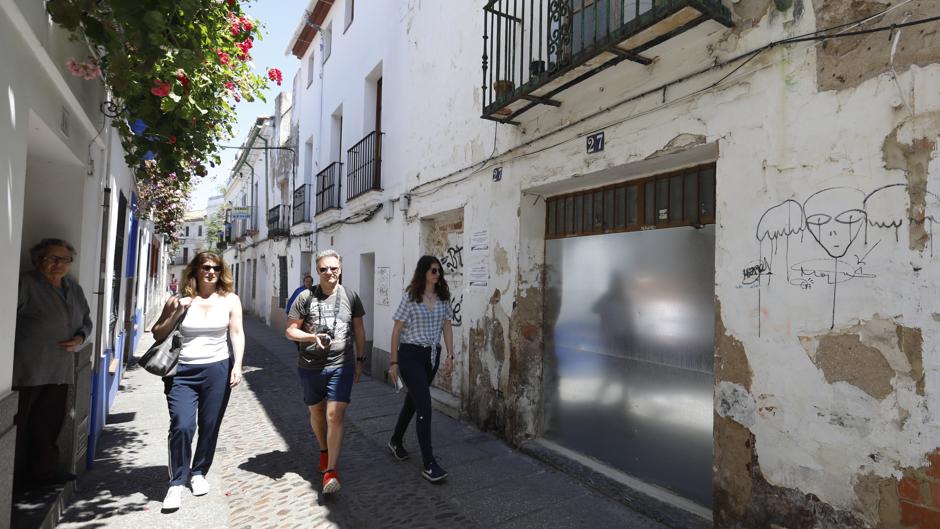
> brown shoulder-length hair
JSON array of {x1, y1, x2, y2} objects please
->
[
  {"x1": 181, "y1": 251, "x2": 234, "y2": 297},
  {"x1": 405, "y1": 255, "x2": 450, "y2": 302}
]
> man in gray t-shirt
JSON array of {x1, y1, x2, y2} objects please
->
[
  {"x1": 289, "y1": 283, "x2": 365, "y2": 370},
  {"x1": 285, "y1": 250, "x2": 366, "y2": 495}
]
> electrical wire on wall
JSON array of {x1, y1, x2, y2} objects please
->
[{"x1": 407, "y1": 1, "x2": 932, "y2": 200}]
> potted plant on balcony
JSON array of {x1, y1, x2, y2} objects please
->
[{"x1": 492, "y1": 79, "x2": 515, "y2": 117}]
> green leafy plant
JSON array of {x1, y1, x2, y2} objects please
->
[
  {"x1": 204, "y1": 207, "x2": 226, "y2": 250},
  {"x1": 46, "y1": 0, "x2": 283, "y2": 237}
]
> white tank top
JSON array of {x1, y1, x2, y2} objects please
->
[{"x1": 178, "y1": 296, "x2": 231, "y2": 365}]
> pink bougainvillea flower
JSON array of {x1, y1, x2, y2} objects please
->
[
  {"x1": 66, "y1": 57, "x2": 102, "y2": 80},
  {"x1": 224, "y1": 81, "x2": 235, "y2": 91},
  {"x1": 168, "y1": 136, "x2": 177, "y2": 145},
  {"x1": 226, "y1": 0, "x2": 236, "y2": 6},
  {"x1": 216, "y1": 50, "x2": 231, "y2": 65},
  {"x1": 267, "y1": 68, "x2": 283, "y2": 86},
  {"x1": 150, "y1": 79, "x2": 172, "y2": 97},
  {"x1": 240, "y1": 16, "x2": 252, "y2": 32},
  {"x1": 175, "y1": 69, "x2": 190, "y2": 88}
]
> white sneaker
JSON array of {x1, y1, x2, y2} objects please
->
[
  {"x1": 190, "y1": 474, "x2": 210, "y2": 496},
  {"x1": 162, "y1": 485, "x2": 186, "y2": 510}
]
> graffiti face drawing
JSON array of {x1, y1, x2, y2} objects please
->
[{"x1": 803, "y1": 188, "x2": 866, "y2": 259}]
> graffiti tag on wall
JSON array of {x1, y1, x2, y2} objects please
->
[{"x1": 748, "y1": 183, "x2": 939, "y2": 332}]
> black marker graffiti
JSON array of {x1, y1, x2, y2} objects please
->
[
  {"x1": 451, "y1": 294, "x2": 462, "y2": 327},
  {"x1": 742, "y1": 258, "x2": 771, "y2": 285},
  {"x1": 752, "y1": 184, "x2": 939, "y2": 332},
  {"x1": 441, "y1": 245, "x2": 463, "y2": 273}
]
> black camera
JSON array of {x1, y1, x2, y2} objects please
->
[{"x1": 315, "y1": 325, "x2": 335, "y2": 347}]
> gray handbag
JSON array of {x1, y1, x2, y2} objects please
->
[{"x1": 138, "y1": 305, "x2": 189, "y2": 377}]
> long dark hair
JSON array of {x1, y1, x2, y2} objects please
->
[{"x1": 406, "y1": 255, "x2": 450, "y2": 302}]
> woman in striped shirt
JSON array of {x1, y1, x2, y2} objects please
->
[{"x1": 388, "y1": 255, "x2": 455, "y2": 482}]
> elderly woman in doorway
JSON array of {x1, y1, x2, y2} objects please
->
[
  {"x1": 151, "y1": 251, "x2": 244, "y2": 511},
  {"x1": 387, "y1": 255, "x2": 455, "y2": 482},
  {"x1": 13, "y1": 238, "x2": 92, "y2": 490}
]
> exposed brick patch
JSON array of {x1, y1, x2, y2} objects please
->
[
  {"x1": 900, "y1": 501, "x2": 940, "y2": 529},
  {"x1": 927, "y1": 451, "x2": 940, "y2": 479},
  {"x1": 899, "y1": 476, "x2": 922, "y2": 502},
  {"x1": 929, "y1": 482, "x2": 940, "y2": 509}
]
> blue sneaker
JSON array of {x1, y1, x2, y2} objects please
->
[{"x1": 422, "y1": 459, "x2": 448, "y2": 482}]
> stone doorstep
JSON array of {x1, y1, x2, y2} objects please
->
[
  {"x1": 429, "y1": 386, "x2": 462, "y2": 420},
  {"x1": 519, "y1": 438, "x2": 712, "y2": 529}
]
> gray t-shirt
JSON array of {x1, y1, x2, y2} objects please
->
[{"x1": 288, "y1": 285, "x2": 365, "y2": 370}]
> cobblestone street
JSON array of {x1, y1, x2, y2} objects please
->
[{"x1": 56, "y1": 316, "x2": 668, "y2": 528}]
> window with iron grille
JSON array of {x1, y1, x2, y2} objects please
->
[{"x1": 545, "y1": 164, "x2": 715, "y2": 239}]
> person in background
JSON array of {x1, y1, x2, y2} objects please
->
[
  {"x1": 286, "y1": 250, "x2": 366, "y2": 494},
  {"x1": 13, "y1": 238, "x2": 92, "y2": 489},
  {"x1": 285, "y1": 274, "x2": 313, "y2": 315},
  {"x1": 151, "y1": 251, "x2": 244, "y2": 511},
  {"x1": 169, "y1": 275, "x2": 179, "y2": 295},
  {"x1": 388, "y1": 255, "x2": 455, "y2": 482}
]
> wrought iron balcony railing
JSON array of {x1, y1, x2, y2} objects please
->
[
  {"x1": 316, "y1": 162, "x2": 343, "y2": 214},
  {"x1": 481, "y1": 0, "x2": 732, "y2": 123},
  {"x1": 293, "y1": 183, "x2": 313, "y2": 225},
  {"x1": 346, "y1": 131, "x2": 383, "y2": 201},
  {"x1": 267, "y1": 205, "x2": 291, "y2": 238}
]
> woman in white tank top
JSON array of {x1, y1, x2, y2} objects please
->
[{"x1": 151, "y1": 251, "x2": 244, "y2": 511}]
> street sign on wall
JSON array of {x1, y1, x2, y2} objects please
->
[{"x1": 231, "y1": 206, "x2": 252, "y2": 219}]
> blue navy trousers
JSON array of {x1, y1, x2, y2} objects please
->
[{"x1": 163, "y1": 358, "x2": 232, "y2": 486}]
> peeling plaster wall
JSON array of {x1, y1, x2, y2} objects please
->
[
  {"x1": 405, "y1": 6, "x2": 940, "y2": 520},
  {"x1": 282, "y1": 0, "x2": 940, "y2": 524}
]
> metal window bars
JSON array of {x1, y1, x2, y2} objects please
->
[
  {"x1": 481, "y1": 0, "x2": 732, "y2": 122},
  {"x1": 316, "y1": 161, "x2": 343, "y2": 214},
  {"x1": 346, "y1": 131, "x2": 382, "y2": 200}
]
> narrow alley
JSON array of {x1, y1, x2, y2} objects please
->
[{"x1": 54, "y1": 316, "x2": 668, "y2": 529}]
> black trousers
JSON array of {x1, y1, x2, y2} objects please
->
[
  {"x1": 391, "y1": 343, "x2": 439, "y2": 466},
  {"x1": 14, "y1": 384, "x2": 70, "y2": 486}
]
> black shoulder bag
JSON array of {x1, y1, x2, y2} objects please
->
[{"x1": 138, "y1": 304, "x2": 190, "y2": 377}]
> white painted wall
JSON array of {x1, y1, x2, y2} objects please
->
[{"x1": 276, "y1": 0, "x2": 940, "y2": 521}]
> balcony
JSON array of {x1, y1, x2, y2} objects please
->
[
  {"x1": 346, "y1": 131, "x2": 382, "y2": 201},
  {"x1": 267, "y1": 205, "x2": 290, "y2": 238},
  {"x1": 293, "y1": 183, "x2": 313, "y2": 225},
  {"x1": 316, "y1": 162, "x2": 343, "y2": 214},
  {"x1": 481, "y1": 0, "x2": 732, "y2": 123}
]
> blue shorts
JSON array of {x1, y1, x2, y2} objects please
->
[{"x1": 297, "y1": 366, "x2": 354, "y2": 405}]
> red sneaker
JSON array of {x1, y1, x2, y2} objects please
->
[
  {"x1": 322, "y1": 470, "x2": 341, "y2": 494},
  {"x1": 318, "y1": 450, "x2": 329, "y2": 474}
]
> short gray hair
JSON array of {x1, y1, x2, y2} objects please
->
[
  {"x1": 30, "y1": 238, "x2": 76, "y2": 263},
  {"x1": 315, "y1": 249, "x2": 341, "y2": 265}
]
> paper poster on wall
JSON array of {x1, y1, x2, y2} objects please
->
[
  {"x1": 470, "y1": 230, "x2": 489, "y2": 252},
  {"x1": 375, "y1": 266, "x2": 390, "y2": 306},
  {"x1": 468, "y1": 229, "x2": 490, "y2": 290},
  {"x1": 468, "y1": 262, "x2": 489, "y2": 290}
]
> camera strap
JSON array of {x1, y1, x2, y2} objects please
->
[{"x1": 315, "y1": 285, "x2": 343, "y2": 338}]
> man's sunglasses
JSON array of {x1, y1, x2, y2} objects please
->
[
  {"x1": 319, "y1": 266, "x2": 340, "y2": 273},
  {"x1": 201, "y1": 265, "x2": 223, "y2": 273}
]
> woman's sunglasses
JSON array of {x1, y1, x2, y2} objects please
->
[{"x1": 201, "y1": 265, "x2": 223, "y2": 273}]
